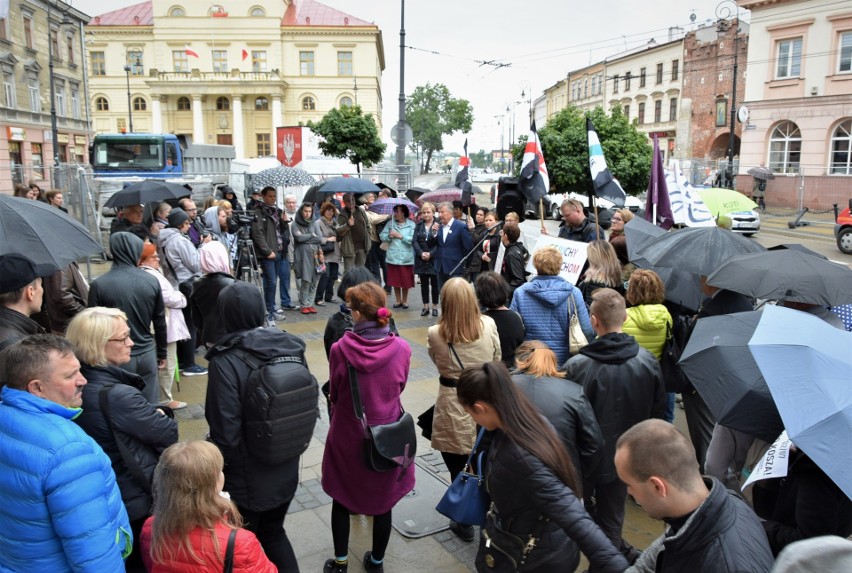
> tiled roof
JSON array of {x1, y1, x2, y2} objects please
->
[
  {"x1": 282, "y1": 0, "x2": 373, "y2": 27},
  {"x1": 89, "y1": 1, "x2": 152, "y2": 26}
]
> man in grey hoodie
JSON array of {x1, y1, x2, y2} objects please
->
[{"x1": 88, "y1": 232, "x2": 167, "y2": 403}]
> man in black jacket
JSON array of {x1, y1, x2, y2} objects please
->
[
  {"x1": 556, "y1": 198, "x2": 603, "y2": 243},
  {"x1": 563, "y1": 288, "x2": 666, "y2": 564},
  {"x1": 251, "y1": 186, "x2": 294, "y2": 320},
  {"x1": 499, "y1": 223, "x2": 528, "y2": 304},
  {"x1": 0, "y1": 254, "x2": 52, "y2": 351},
  {"x1": 615, "y1": 419, "x2": 774, "y2": 572}
]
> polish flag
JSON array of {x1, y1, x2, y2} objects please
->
[
  {"x1": 241, "y1": 49, "x2": 249, "y2": 62},
  {"x1": 185, "y1": 45, "x2": 199, "y2": 59}
]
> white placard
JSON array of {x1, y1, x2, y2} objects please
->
[
  {"x1": 742, "y1": 430, "x2": 792, "y2": 491},
  {"x1": 526, "y1": 235, "x2": 589, "y2": 286}
]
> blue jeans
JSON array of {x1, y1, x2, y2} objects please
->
[{"x1": 261, "y1": 253, "x2": 291, "y2": 314}]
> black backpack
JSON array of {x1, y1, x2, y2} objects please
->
[
  {"x1": 660, "y1": 313, "x2": 693, "y2": 394},
  {"x1": 232, "y1": 346, "x2": 319, "y2": 465}
]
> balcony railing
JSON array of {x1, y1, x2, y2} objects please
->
[{"x1": 155, "y1": 71, "x2": 277, "y2": 82}]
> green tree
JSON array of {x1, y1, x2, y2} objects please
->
[
  {"x1": 470, "y1": 149, "x2": 489, "y2": 169},
  {"x1": 406, "y1": 83, "x2": 474, "y2": 174},
  {"x1": 307, "y1": 105, "x2": 386, "y2": 174},
  {"x1": 513, "y1": 105, "x2": 652, "y2": 196}
]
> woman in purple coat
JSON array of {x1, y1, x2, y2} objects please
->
[{"x1": 322, "y1": 281, "x2": 414, "y2": 573}]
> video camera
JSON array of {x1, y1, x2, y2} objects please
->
[{"x1": 233, "y1": 210, "x2": 257, "y2": 240}]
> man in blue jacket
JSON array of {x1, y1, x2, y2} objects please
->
[
  {"x1": 0, "y1": 335, "x2": 132, "y2": 571},
  {"x1": 435, "y1": 202, "x2": 473, "y2": 289}
]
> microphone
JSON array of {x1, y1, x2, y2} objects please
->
[{"x1": 486, "y1": 220, "x2": 504, "y2": 232}]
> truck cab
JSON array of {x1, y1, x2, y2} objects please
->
[{"x1": 91, "y1": 133, "x2": 183, "y2": 176}]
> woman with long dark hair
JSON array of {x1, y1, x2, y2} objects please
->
[{"x1": 457, "y1": 362, "x2": 628, "y2": 573}]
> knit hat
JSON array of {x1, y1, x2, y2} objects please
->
[{"x1": 167, "y1": 208, "x2": 190, "y2": 228}]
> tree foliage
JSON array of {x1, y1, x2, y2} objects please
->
[
  {"x1": 513, "y1": 105, "x2": 652, "y2": 196},
  {"x1": 406, "y1": 83, "x2": 474, "y2": 174},
  {"x1": 471, "y1": 149, "x2": 489, "y2": 169},
  {"x1": 307, "y1": 105, "x2": 386, "y2": 174}
]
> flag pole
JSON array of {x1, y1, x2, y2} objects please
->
[
  {"x1": 539, "y1": 198, "x2": 544, "y2": 231},
  {"x1": 593, "y1": 197, "x2": 601, "y2": 240}
]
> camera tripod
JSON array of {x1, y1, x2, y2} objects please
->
[{"x1": 235, "y1": 226, "x2": 262, "y2": 290}]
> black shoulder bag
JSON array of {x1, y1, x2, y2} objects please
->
[
  {"x1": 223, "y1": 528, "x2": 236, "y2": 573},
  {"x1": 98, "y1": 385, "x2": 153, "y2": 497},
  {"x1": 348, "y1": 362, "x2": 417, "y2": 474}
]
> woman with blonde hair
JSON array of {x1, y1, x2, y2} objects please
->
[
  {"x1": 608, "y1": 208, "x2": 633, "y2": 266},
  {"x1": 141, "y1": 440, "x2": 276, "y2": 572},
  {"x1": 512, "y1": 340, "x2": 603, "y2": 493},
  {"x1": 576, "y1": 240, "x2": 624, "y2": 307},
  {"x1": 427, "y1": 277, "x2": 500, "y2": 542}
]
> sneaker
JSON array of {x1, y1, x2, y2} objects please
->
[
  {"x1": 301, "y1": 307, "x2": 311, "y2": 315},
  {"x1": 181, "y1": 365, "x2": 208, "y2": 377},
  {"x1": 280, "y1": 304, "x2": 298, "y2": 310},
  {"x1": 315, "y1": 300, "x2": 325, "y2": 306},
  {"x1": 273, "y1": 309, "x2": 287, "y2": 319},
  {"x1": 421, "y1": 308, "x2": 430, "y2": 316},
  {"x1": 324, "y1": 297, "x2": 338, "y2": 303},
  {"x1": 308, "y1": 306, "x2": 318, "y2": 314},
  {"x1": 323, "y1": 559, "x2": 348, "y2": 573},
  {"x1": 449, "y1": 520, "x2": 475, "y2": 542},
  {"x1": 363, "y1": 551, "x2": 384, "y2": 573},
  {"x1": 432, "y1": 308, "x2": 439, "y2": 317}
]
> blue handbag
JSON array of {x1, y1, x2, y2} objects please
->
[{"x1": 436, "y1": 428, "x2": 490, "y2": 526}]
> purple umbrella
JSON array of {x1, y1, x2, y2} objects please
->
[{"x1": 367, "y1": 198, "x2": 419, "y2": 217}]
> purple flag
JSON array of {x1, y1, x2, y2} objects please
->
[{"x1": 644, "y1": 136, "x2": 674, "y2": 230}]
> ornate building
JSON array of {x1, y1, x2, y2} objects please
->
[{"x1": 85, "y1": 0, "x2": 384, "y2": 159}]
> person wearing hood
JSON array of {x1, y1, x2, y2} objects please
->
[
  {"x1": 202, "y1": 204, "x2": 235, "y2": 253},
  {"x1": 205, "y1": 282, "x2": 304, "y2": 573},
  {"x1": 88, "y1": 232, "x2": 168, "y2": 403},
  {"x1": 221, "y1": 185, "x2": 242, "y2": 212},
  {"x1": 321, "y1": 282, "x2": 414, "y2": 573},
  {"x1": 563, "y1": 288, "x2": 667, "y2": 565},
  {"x1": 510, "y1": 247, "x2": 593, "y2": 365},
  {"x1": 190, "y1": 241, "x2": 236, "y2": 347},
  {"x1": 291, "y1": 201, "x2": 323, "y2": 314},
  {"x1": 68, "y1": 307, "x2": 179, "y2": 573},
  {"x1": 157, "y1": 208, "x2": 206, "y2": 377},
  {"x1": 623, "y1": 269, "x2": 675, "y2": 422}
]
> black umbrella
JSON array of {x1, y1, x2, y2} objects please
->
[
  {"x1": 103, "y1": 179, "x2": 191, "y2": 208},
  {"x1": 0, "y1": 195, "x2": 102, "y2": 269},
  {"x1": 747, "y1": 166, "x2": 775, "y2": 181},
  {"x1": 706, "y1": 250, "x2": 852, "y2": 307},
  {"x1": 405, "y1": 187, "x2": 429, "y2": 203},
  {"x1": 375, "y1": 182, "x2": 398, "y2": 198},
  {"x1": 633, "y1": 226, "x2": 766, "y2": 277},
  {"x1": 317, "y1": 177, "x2": 380, "y2": 195},
  {"x1": 679, "y1": 310, "x2": 783, "y2": 443},
  {"x1": 767, "y1": 243, "x2": 827, "y2": 259}
]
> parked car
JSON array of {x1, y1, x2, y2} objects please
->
[
  {"x1": 835, "y1": 199, "x2": 852, "y2": 254},
  {"x1": 728, "y1": 209, "x2": 761, "y2": 236}
]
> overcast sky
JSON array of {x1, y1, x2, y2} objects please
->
[{"x1": 71, "y1": 0, "x2": 748, "y2": 155}]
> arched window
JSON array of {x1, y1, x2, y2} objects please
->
[
  {"x1": 95, "y1": 96, "x2": 109, "y2": 111},
  {"x1": 255, "y1": 97, "x2": 269, "y2": 111},
  {"x1": 216, "y1": 96, "x2": 230, "y2": 111},
  {"x1": 249, "y1": 6, "x2": 265, "y2": 16},
  {"x1": 830, "y1": 119, "x2": 852, "y2": 175},
  {"x1": 768, "y1": 121, "x2": 801, "y2": 174},
  {"x1": 302, "y1": 96, "x2": 316, "y2": 110},
  {"x1": 339, "y1": 96, "x2": 353, "y2": 107},
  {"x1": 132, "y1": 96, "x2": 146, "y2": 111},
  {"x1": 168, "y1": 6, "x2": 185, "y2": 17},
  {"x1": 177, "y1": 96, "x2": 191, "y2": 111}
]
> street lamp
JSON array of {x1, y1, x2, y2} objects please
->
[
  {"x1": 717, "y1": 0, "x2": 740, "y2": 190},
  {"x1": 124, "y1": 64, "x2": 134, "y2": 133},
  {"x1": 47, "y1": 3, "x2": 72, "y2": 169}
]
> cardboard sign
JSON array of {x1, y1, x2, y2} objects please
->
[
  {"x1": 526, "y1": 235, "x2": 589, "y2": 285},
  {"x1": 741, "y1": 431, "x2": 792, "y2": 491}
]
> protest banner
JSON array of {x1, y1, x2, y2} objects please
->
[
  {"x1": 742, "y1": 430, "x2": 792, "y2": 491},
  {"x1": 526, "y1": 235, "x2": 589, "y2": 285}
]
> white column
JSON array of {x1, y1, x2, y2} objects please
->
[
  {"x1": 271, "y1": 95, "x2": 282, "y2": 156},
  {"x1": 192, "y1": 94, "x2": 205, "y2": 143},
  {"x1": 152, "y1": 96, "x2": 163, "y2": 133},
  {"x1": 232, "y1": 96, "x2": 245, "y2": 159}
]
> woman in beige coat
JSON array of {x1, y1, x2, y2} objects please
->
[{"x1": 427, "y1": 277, "x2": 500, "y2": 541}]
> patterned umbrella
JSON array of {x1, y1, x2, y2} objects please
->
[
  {"x1": 252, "y1": 166, "x2": 317, "y2": 191},
  {"x1": 367, "y1": 198, "x2": 419, "y2": 217},
  {"x1": 317, "y1": 177, "x2": 381, "y2": 195},
  {"x1": 416, "y1": 187, "x2": 462, "y2": 206}
]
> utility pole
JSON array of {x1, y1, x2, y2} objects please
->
[{"x1": 395, "y1": 0, "x2": 406, "y2": 169}]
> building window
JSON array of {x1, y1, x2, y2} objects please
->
[
  {"x1": 212, "y1": 50, "x2": 228, "y2": 72},
  {"x1": 656, "y1": 62, "x2": 663, "y2": 84},
  {"x1": 257, "y1": 133, "x2": 270, "y2": 156},
  {"x1": 623, "y1": 104, "x2": 629, "y2": 119},
  {"x1": 31, "y1": 143, "x2": 43, "y2": 177},
  {"x1": 654, "y1": 99, "x2": 662, "y2": 123},
  {"x1": 669, "y1": 97, "x2": 678, "y2": 121},
  {"x1": 776, "y1": 38, "x2": 802, "y2": 79},
  {"x1": 216, "y1": 96, "x2": 230, "y2": 110},
  {"x1": 251, "y1": 50, "x2": 267, "y2": 72},
  {"x1": 177, "y1": 96, "x2": 191, "y2": 110},
  {"x1": 173, "y1": 51, "x2": 189, "y2": 72},
  {"x1": 66, "y1": 35, "x2": 75, "y2": 65},
  {"x1": 127, "y1": 49, "x2": 143, "y2": 75},
  {"x1": 55, "y1": 82, "x2": 66, "y2": 116},
  {"x1": 638, "y1": 102, "x2": 645, "y2": 124},
  {"x1": 133, "y1": 96, "x2": 146, "y2": 111},
  {"x1": 3, "y1": 72, "x2": 15, "y2": 108},
  {"x1": 839, "y1": 32, "x2": 852, "y2": 73},
  {"x1": 302, "y1": 96, "x2": 316, "y2": 110},
  {"x1": 337, "y1": 51, "x2": 352, "y2": 76},
  {"x1": 169, "y1": 6, "x2": 185, "y2": 17},
  {"x1": 28, "y1": 78, "x2": 40, "y2": 112},
  {"x1": 340, "y1": 96, "x2": 353, "y2": 107},
  {"x1": 715, "y1": 99, "x2": 727, "y2": 127},
  {"x1": 639, "y1": 67, "x2": 646, "y2": 88},
  {"x1": 70, "y1": 86, "x2": 79, "y2": 119},
  {"x1": 91, "y1": 52, "x2": 106, "y2": 76},
  {"x1": 613, "y1": 75, "x2": 619, "y2": 93},
  {"x1": 300, "y1": 51, "x2": 315, "y2": 76},
  {"x1": 23, "y1": 15, "x2": 33, "y2": 49},
  {"x1": 830, "y1": 119, "x2": 852, "y2": 174},
  {"x1": 250, "y1": 7, "x2": 265, "y2": 17},
  {"x1": 50, "y1": 29, "x2": 59, "y2": 60},
  {"x1": 95, "y1": 96, "x2": 109, "y2": 111},
  {"x1": 672, "y1": 59, "x2": 679, "y2": 81},
  {"x1": 624, "y1": 72, "x2": 631, "y2": 92},
  {"x1": 0, "y1": 18, "x2": 7, "y2": 40},
  {"x1": 9, "y1": 142, "x2": 22, "y2": 184},
  {"x1": 768, "y1": 121, "x2": 801, "y2": 173},
  {"x1": 255, "y1": 96, "x2": 268, "y2": 111}
]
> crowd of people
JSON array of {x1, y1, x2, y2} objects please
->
[{"x1": 0, "y1": 183, "x2": 850, "y2": 573}]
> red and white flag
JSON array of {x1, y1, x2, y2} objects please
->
[
  {"x1": 518, "y1": 120, "x2": 549, "y2": 203},
  {"x1": 241, "y1": 49, "x2": 249, "y2": 62},
  {"x1": 185, "y1": 45, "x2": 199, "y2": 59}
]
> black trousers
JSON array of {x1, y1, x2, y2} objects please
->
[
  {"x1": 176, "y1": 305, "x2": 198, "y2": 370},
  {"x1": 239, "y1": 501, "x2": 300, "y2": 573}
]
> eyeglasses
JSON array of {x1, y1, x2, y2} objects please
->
[
  {"x1": 612, "y1": 216, "x2": 623, "y2": 222},
  {"x1": 108, "y1": 334, "x2": 133, "y2": 345}
]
